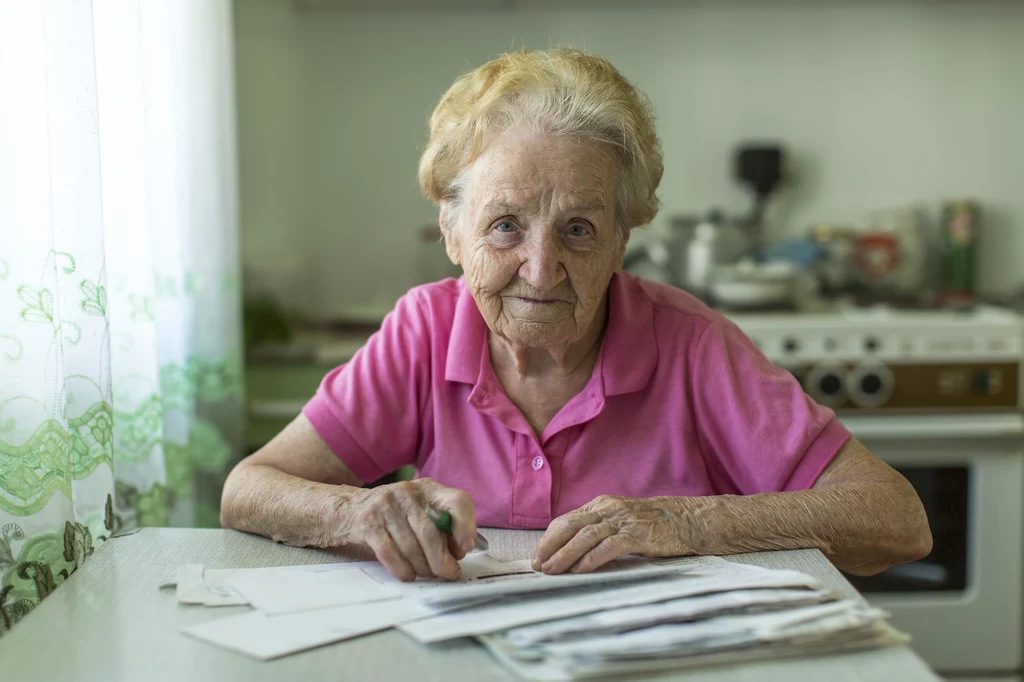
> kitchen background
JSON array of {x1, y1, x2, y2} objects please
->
[
  {"x1": 237, "y1": 0, "x2": 1024, "y2": 319},
  {"x1": 235, "y1": 2, "x2": 1024, "y2": 680}
]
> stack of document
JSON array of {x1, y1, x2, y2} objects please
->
[{"x1": 168, "y1": 553, "x2": 905, "y2": 677}]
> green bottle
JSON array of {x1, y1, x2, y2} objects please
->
[{"x1": 941, "y1": 199, "x2": 978, "y2": 300}]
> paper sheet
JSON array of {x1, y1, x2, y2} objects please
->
[
  {"x1": 728, "y1": 550, "x2": 864, "y2": 602},
  {"x1": 176, "y1": 564, "x2": 248, "y2": 607},
  {"x1": 505, "y1": 588, "x2": 833, "y2": 646},
  {"x1": 182, "y1": 598, "x2": 437, "y2": 660},
  {"x1": 226, "y1": 562, "x2": 400, "y2": 615},
  {"x1": 390, "y1": 557, "x2": 683, "y2": 607},
  {"x1": 483, "y1": 529, "x2": 544, "y2": 562},
  {"x1": 360, "y1": 553, "x2": 537, "y2": 591},
  {"x1": 480, "y1": 621, "x2": 910, "y2": 682},
  {"x1": 541, "y1": 601, "x2": 879, "y2": 659},
  {"x1": 399, "y1": 558, "x2": 822, "y2": 643}
]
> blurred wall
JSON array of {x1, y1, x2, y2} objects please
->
[{"x1": 235, "y1": 0, "x2": 1024, "y2": 318}]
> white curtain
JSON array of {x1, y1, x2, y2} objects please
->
[{"x1": 0, "y1": 0, "x2": 242, "y2": 635}]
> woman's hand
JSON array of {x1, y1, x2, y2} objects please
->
[
  {"x1": 338, "y1": 478, "x2": 478, "y2": 582},
  {"x1": 532, "y1": 495, "x2": 694, "y2": 574}
]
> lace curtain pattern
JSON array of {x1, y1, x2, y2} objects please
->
[{"x1": 0, "y1": 0, "x2": 242, "y2": 635}]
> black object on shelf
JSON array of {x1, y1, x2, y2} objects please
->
[{"x1": 734, "y1": 144, "x2": 785, "y2": 254}]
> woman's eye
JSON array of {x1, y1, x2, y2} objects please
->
[
  {"x1": 494, "y1": 221, "x2": 516, "y2": 233},
  {"x1": 567, "y1": 224, "x2": 589, "y2": 237}
]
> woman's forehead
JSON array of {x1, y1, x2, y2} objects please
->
[
  {"x1": 465, "y1": 132, "x2": 618, "y2": 209},
  {"x1": 477, "y1": 195, "x2": 608, "y2": 217}
]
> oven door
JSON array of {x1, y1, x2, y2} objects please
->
[{"x1": 839, "y1": 413, "x2": 1024, "y2": 674}]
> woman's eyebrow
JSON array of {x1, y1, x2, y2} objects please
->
[
  {"x1": 565, "y1": 201, "x2": 606, "y2": 214},
  {"x1": 482, "y1": 200, "x2": 521, "y2": 215}
]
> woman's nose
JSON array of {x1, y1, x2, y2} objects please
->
[{"x1": 518, "y1": 234, "x2": 566, "y2": 292}]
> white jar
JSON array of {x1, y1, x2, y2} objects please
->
[{"x1": 685, "y1": 221, "x2": 716, "y2": 295}]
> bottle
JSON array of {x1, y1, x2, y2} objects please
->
[
  {"x1": 940, "y1": 200, "x2": 978, "y2": 305},
  {"x1": 685, "y1": 220, "x2": 716, "y2": 298}
]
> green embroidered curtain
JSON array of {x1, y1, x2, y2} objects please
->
[{"x1": 0, "y1": 0, "x2": 242, "y2": 635}]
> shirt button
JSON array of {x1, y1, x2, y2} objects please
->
[{"x1": 532, "y1": 456, "x2": 545, "y2": 470}]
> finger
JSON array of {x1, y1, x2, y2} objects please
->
[
  {"x1": 540, "y1": 521, "x2": 618, "y2": 574},
  {"x1": 569, "y1": 534, "x2": 635, "y2": 574},
  {"x1": 532, "y1": 510, "x2": 602, "y2": 571},
  {"x1": 383, "y1": 508, "x2": 433, "y2": 578},
  {"x1": 447, "y1": 534, "x2": 467, "y2": 561},
  {"x1": 406, "y1": 508, "x2": 461, "y2": 580},
  {"x1": 363, "y1": 523, "x2": 416, "y2": 582},
  {"x1": 427, "y1": 484, "x2": 478, "y2": 556}
]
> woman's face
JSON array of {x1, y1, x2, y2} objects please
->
[{"x1": 443, "y1": 129, "x2": 625, "y2": 350}]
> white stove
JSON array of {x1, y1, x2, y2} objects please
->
[
  {"x1": 727, "y1": 303, "x2": 1024, "y2": 678},
  {"x1": 728, "y1": 304, "x2": 1023, "y2": 414}
]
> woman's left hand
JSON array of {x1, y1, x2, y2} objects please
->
[{"x1": 531, "y1": 495, "x2": 697, "y2": 574}]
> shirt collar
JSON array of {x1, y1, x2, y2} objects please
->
[
  {"x1": 444, "y1": 280, "x2": 488, "y2": 385},
  {"x1": 444, "y1": 272, "x2": 657, "y2": 397},
  {"x1": 600, "y1": 271, "x2": 658, "y2": 396}
]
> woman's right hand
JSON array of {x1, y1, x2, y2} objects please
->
[{"x1": 338, "y1": 477, "x2": 477, "y2": 582}]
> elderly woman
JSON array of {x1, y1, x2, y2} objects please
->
[{"x1": 222, "y1": 49, "x2": 931, "y2": 582}]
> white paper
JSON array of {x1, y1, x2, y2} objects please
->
[
  {"x1": 729, "y1": 550, "x2": 865, "y2": 602},
  {"x1": 506, "y1": 588, "x2": 833, "y2": 646},
  {"x1": 182, "y1": 598, "x2": 437, "y2": 660},
  {"x1": 480, "y1": 620, "x2": 910, "y2": 682},
  {"x1": 400, "y1": 558, "x2": 821, "y2": 643},
  {"x1": 542, "y1": 601, "x2": 878, "y2": 659},
  {"x1": 226, "y1": 562, "x2": 401, "y2": 615},
  {"x1": 482, "y1": 529, "x2": 544, "y2": 562},
  {"x1": 176, "y1": 564, "x2": 248, "y2": 607},
  {"x1": 360, "y1": 552, "x2": 537, "y2": 592},
  {"x1": 390, "y1": 557, "x2": 685, "y2": 607},
  {"x1": 649, "y1": 555, "x2": 748, "y2": 568}
]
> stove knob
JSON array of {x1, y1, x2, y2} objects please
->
[
  {"x1": 848, "y1": 363, "x2": 894, "y2": 409},
  {"x1": 973, "y1": 370, "x2": 991, "y2": 395},
  {"x1": 864, "y1": 336, "x2": 882, "y2": 353},
  {"x1": 821, "y1": 373, "x2": 844, "y2": 396},
  {"x1": 782, "y1": 338, "x2": 800, "y2": 354},
  {"x1": 806, "y1": 364, "x2": 847, "y2": 409}
]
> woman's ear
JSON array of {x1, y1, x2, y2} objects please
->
[{"x1": 439, "y1": 201, "x2": 461, "y2": 266}]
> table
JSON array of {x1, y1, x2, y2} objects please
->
[{"x1": 0, "y1": 528, "x2": 940, "y2": 682}]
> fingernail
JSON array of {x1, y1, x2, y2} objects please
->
[{"x1": 531, "y1": 557, "x2": 542, "y2": 571}]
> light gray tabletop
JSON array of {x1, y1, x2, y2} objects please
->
[{"x1": 0, "y1": 528, "x2": 939, "y2": 682}]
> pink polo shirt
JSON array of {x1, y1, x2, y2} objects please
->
[{"x1": 303, "y1": 272, "x2": 850, "y2": 529}]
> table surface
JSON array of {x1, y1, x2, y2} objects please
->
[{"x1": 0, "y1": 528, "x2": 939, "y2": 682}]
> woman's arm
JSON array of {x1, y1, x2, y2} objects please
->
[
  {"x1": 220, "y1": 414, "x2": 478, "y2": 581},
  {"x1": 220, "y1": 414, "x2": 364, "y2": 548},
  {"x1": 532, "y1": 437, "x2": 933, "y2": 575}
]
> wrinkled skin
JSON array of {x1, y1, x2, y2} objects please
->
[
  {"x1": 529, "y1": 437, "x2": 932, "y2": 577},
  {"x1": 340, "y1": 478, "x2": 476, "y2": 581},
  {"x1": 532, "y1": 494, "x2": 691, "y2": 574},
  {"x1": 442, "y1": 128, "x2": 624, "y2": 355},
  {"x1": 441, "y1": 128, "x2": 624, "y2": 436}
]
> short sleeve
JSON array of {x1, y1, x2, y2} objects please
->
[
  {"x1": 302, "y1": 292, "x2": 431, "y2": 483},
  {"x1": 688, "y1": 320, "x2": 851, "y2": 494}
]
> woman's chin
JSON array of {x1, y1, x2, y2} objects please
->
[{"x1": 500, "y1": 320, "x2": 576, "y2": 349}]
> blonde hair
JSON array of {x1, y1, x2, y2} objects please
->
[{"x1": 418, "y1": 49, "x2": 664, "y2": 232}]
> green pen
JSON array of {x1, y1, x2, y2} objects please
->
[{"x1": 427, "y1": 507, "x2": 489, "y2": 552}]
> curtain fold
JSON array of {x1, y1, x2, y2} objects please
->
[{"x1": 0, "y1": 0, "x2": 242, "y2": 636}]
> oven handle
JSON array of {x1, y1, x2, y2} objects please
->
[{"x1": 839, "y1": 413, "x2": 1024, "y2": 440}]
